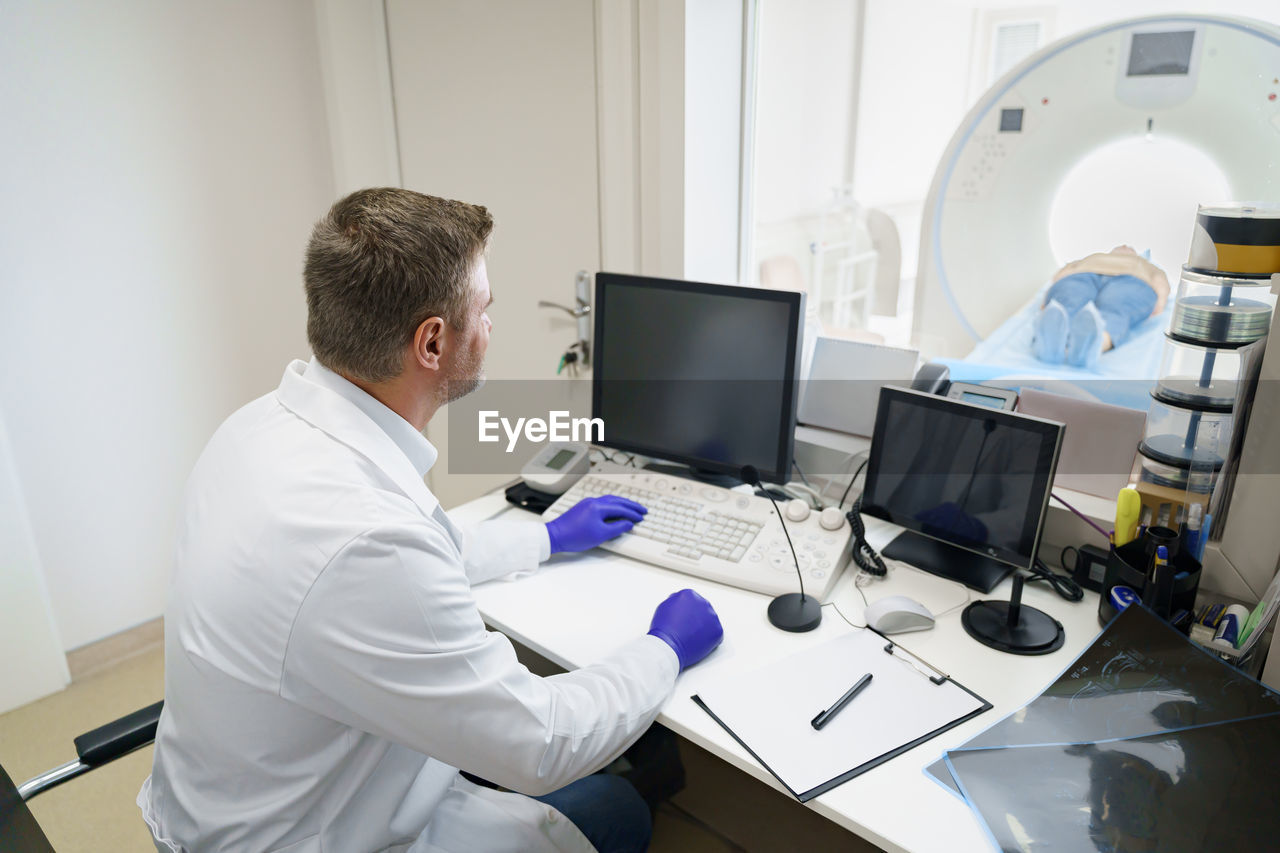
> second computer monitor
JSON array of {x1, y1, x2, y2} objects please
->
[
  {"x1": 592, "y1": 273, "x2": 803, "y2": 484},
  {"x1": 859, "y1": 387, "x2": 1064, "y2": 592}
]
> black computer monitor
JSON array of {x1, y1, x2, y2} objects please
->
[
  {"x1": 860, "y1": 387, "x2": 1064, "y2": 592},
  {"x1": 592, "y1": 272, "x2": 803, "y2": 484}
]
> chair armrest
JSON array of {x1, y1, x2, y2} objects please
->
[
  {"x1": 19, "y1": 701, "x2": 164, "y2": 801},
  {"x1": 73, "y1": 701, "x2": 163, "y2": 768}
]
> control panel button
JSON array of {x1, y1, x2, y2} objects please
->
[{"x1": 784, "y1": 499, "x2": 811, "y2": 522}]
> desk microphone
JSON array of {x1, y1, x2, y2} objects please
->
[{"x1": 741, "y1": 465, "x2": 821, "y2": 633}]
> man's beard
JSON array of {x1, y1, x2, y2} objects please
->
[{"x1": 440, "y1": 347, "x2": 485, "y2": 404}]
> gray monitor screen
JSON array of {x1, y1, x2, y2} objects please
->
[
  {"x1": 592, "y1": 274, "x2": 801, "y2": 483},
  {"x1": 861, "y1": 388, "x2": 1063, "y2": 571},
  {"x1": 1127, "y1": 31, "x2": 1195, "y2": 77}
]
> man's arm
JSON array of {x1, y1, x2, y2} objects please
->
[
  {"x1": 458, "y1": 495, "x2": 647, "y2": 585},
  {"x1": 457, "y1": 518, "x2": 550, "y2": 584},
  {"x1": 280, "y1": 523, "x2": 681, "y2": 795}
]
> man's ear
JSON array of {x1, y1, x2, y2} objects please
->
[{"x1": 412, "y1": 316, "x2": 447, "y2": 371}]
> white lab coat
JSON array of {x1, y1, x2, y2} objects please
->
[{"x1": 139, "y1": 360, "x2": 679, "y2": 852}]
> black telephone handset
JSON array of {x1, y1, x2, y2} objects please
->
[{"x1": 910, "y1": 362, "x2": 951, "y2": 395}]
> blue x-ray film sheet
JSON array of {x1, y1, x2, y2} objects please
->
[
  {"x1": 925, "y1": 605, "x2": 1280, "y2": 794},
  {"x1": 945, "y1": 714, "x2": 1280, "y2": 853}
]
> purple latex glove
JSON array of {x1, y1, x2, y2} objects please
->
[
  {"x1": 545, "y1": 495, "x2": 647, "y2": 554},
  {"x1": 647, "y1": 589, "x2": 724, "y2": 670}
]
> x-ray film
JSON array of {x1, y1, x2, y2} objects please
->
[
  {"x1": 946, "y1": 714, "x2": 1280, "y2": 852},
  {"x1": 926, "y1": 605, "x2": 1280, "y2": 798}
]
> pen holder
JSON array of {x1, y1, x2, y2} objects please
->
[{"x1": 1098, "y1": 537, "x2": 1201, "y2": 629}]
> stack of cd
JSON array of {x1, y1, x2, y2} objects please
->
[
  {"x1": 1137, "y1": 204, "x2": 1278, "y2": 498},
  {"x1": 1138, "y1": 396, "x2": 1234, "y2": 489},
  {"x1": 1169, "y1": 268, "x2": 1274, "y2": 344},
  {"x1": 1156, "y1": 336, "x2": 1246, "y2": 408}
]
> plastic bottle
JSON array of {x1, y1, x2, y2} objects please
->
[{"x1": 1183, "y1": 503, "x2": 1203, "y2": 562}]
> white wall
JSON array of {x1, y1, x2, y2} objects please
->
[
  {"x1": 853, "y1": 0, "x2": 977, "y2": 210},
  {"x1": 638, "y1": 0, "x2": 689, "y2": 279},
  {"x1": 0, "y1": 408, "x2": 70, "y2": 712},
  {"x1": 0, "y1": 0, "x2": 334, "y2": 653},
  {"x1": 753, "y1": 0, "x2": 861, "y2": 226},
  {"x1": 684, "y1": 0, "x2": 745, "y2": 285},
  {"x1": 313, "y1": 0, "x2": 402, "y2": 194}
]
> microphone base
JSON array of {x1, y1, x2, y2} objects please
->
[{"x1": 768, "y1": 593, "x2": 822, "y2": 633}]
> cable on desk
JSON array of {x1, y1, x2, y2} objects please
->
[
  {"x1": 838, "y1": 458, "x2": 870, "y2": 509},
  {"x1": 846, "y1": 495, "x2": 887, "y2": 578},
  {"x1": 782, "y1": 481, "x2": 825, "y2": 509},
  {"x1": 826, "y1": 598, "x2": 865, "y2": 630},
  {"x1": 853, "y1": 571, "x2": 873, "y2": 609},
  {"x1": 785, "y1": 460, "x2": 825, "y2": 509},
  {"x1": 791, "y1": 459, "x2": 814, "y2": 491},
  {"x1": 813, "y1": 449, "x2": 864, "y2": 507},
  {"x1": 927, "y1": 586, "x2": 974, "y2": 620},
  {"x1": 1027, "y1": 557, "x2": 1084, "y2": 602},
  {"x1": 1050, "y1": 491, "x2": 1111, "y2": 545}
]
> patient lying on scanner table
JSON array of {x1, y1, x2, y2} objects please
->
[{"x1": 1032, "y1": 245, "x2": 1170, "y2": 369}]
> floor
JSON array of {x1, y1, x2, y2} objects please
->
[
  {"x1": 1, "y1": 645, "x2": 876, "y2": 852},
  {"x1": 1, "y1": 648, "x2": 164, "y2": 851}
]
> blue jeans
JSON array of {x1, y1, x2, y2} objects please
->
[
  {"x1": 1044, "y1": 273, "x2": 1157, "y2": 347},
  {"x1": 533, "y1": 773, "x2": 652, "y2": 852}
]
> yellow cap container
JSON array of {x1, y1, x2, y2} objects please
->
[{"x1": 1187, "y1": 203, "x2": 1280, "y2": 276}]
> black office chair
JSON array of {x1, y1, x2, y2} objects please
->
[{"x1": 0, "y1": 701, "x2": 163, "y2": 853}]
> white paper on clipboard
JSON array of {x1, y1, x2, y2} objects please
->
[{"x1": 694, "y1": 629, "x2": 988, "y2": 799}]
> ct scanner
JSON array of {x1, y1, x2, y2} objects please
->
[
  {"x1": 784, "y1": 13, "x2": 1280, "y2": 683},
  {"x1": 914, "y1": 14, "x2": 1280, "y2": 360},
  {"x1": 904, "y1": 14, "x2": 1280, "y2": 688}
]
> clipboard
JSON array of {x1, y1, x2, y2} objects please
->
[{"x1": 693, "y1": 628, "x2": 991, "y2": 802}]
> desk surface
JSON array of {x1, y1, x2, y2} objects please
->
[{"x1": 452, "y1": 492, "x2": 1104, "y2": 853}]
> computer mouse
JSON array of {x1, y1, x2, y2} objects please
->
[{"x1": 864, "y1": 595, "x2": 935, "y2": 634}]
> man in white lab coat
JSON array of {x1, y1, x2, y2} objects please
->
[{"x1": 139, "y1": 188, "x2": 724, "y2": 853}]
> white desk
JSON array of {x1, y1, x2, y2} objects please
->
[{"x1": 451, "y1": 492, "x2": 1105, "y2": 853}]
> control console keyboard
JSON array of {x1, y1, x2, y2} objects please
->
[{"x1": 543, "y1": 466, "x2": 853, "y2": 600}]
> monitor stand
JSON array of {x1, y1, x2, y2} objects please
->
[
  {"x1": 643, "y1": 461, "x2": 740, "y2": 489},
  {"x1": 881, "y1": 530, "x2": 1013, "y2": 594}
]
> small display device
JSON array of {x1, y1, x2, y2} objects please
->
[
  {"x1": 521, "y1": 442, "x2": 590, "y2": 495},
  {"x1": 945, "y1": 382, "x2": 1017, "y2": 411},
  {"x1": 860, "y1": 387, "x2": 1064, "y2": 592},
  {"x1": 998, "y1": 108, "x2": 1024, "y2": 133},
  {"x1": 1126, "y1": 30, "x2": 1195, "y2": 77}
]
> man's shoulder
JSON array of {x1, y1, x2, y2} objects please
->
[
  {"x1": 169, "y1": 394, "x2": 440, "y2": 681},
  {"x1": 202, "y1": 390, "x2": 365, "y2": 478},
  {"x1": 187, "y1": 391, "x2": 430, "y2": 543}
]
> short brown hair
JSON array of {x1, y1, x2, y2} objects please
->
[{"x1": 304, "y1": 188, "x2": 493, "y2": 382}]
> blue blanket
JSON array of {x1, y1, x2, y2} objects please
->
[{"x1": 937, "y1": 288, "x2": 1169, "y2": 411}]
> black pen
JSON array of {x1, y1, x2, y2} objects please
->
[{"x1": 811, "y1": 673, "x2": 873, "y2": 730}]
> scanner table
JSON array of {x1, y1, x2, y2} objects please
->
[{"x1": 450, "y1": 492, "x2": 1103, "y2": 853}]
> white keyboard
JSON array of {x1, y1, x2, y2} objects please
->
[{"x1": 543, "y1": 466, "x2": 853, "y2": 601}]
